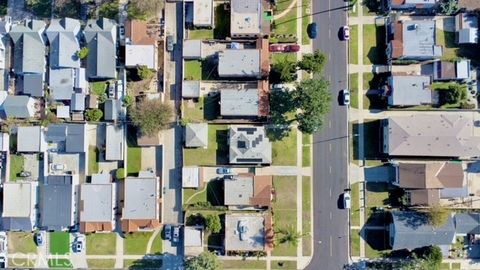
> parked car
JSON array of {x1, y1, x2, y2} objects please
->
[
  {"x1": 343, "y1": 192, "x2": 351, "y2": 209},
  {"x1": 172, "y1": 226, "x2": 180, "y2": 243},
  {"x1": 119, "y1": 25, "x2": 125, "y2": 40},
  {"x1": 269, "y1": 44, "x2": 284, "y2": 52},
  {"x1": 342, "y1": 25, "x2": 350, "y2": 40},
  {"x1": 216, "y1": 167, "x2": 232, "y2": 174},
  {"x1": 238, "y1": 221, "x2": 247, "y2": 241},
  {"x1": 0, "y1": 232, "x2": 7, "y2": 254},
  {"x1": 166, "y1": 35, "x2": 175, "y2": 52},
  {"x1": 342, "y1": 89, "x2": 350, "y2": 106},
  {"x1": 224, "y1": 175, "x2": 234, "y2": 180},
  {"x1": 50, "y1": 163, "x2": 66, "y2": 172},
  {"x1": 108, "y1": 84, "x2": 115, "y2": 99},
  {"x1": 72, "y1": 236, "x2": 85, "y2": 253},
  {"x1": 35, "y1": 232, "x2": 44, "y2": 246},
  {"x1": 307, "y1": 22, "x2": 317, "y2": 39},
  {"x1": 284, "y1": 44, "x2": 300, "y2": 52},
  {"x1": 164, "y1": 225, "x2": 172, "y2": 240},
  {"x1": 0, "y1": 255, "x2": 6, "y2": 268},
  {"x1": 19, "y1": 171, "x2": 31, "y2": 177}
]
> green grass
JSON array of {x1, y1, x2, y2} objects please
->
[
  {"x1": 441, "y1": 263, "x2": 451, "y2": 270},
  {"x1": 124, "y1": 232, "x2": 154, "y2": 255},
  {"x1": 351, "y1": 183, "x2": 361, "y2": 227},
  {"x1": 9, "y1": 258, "x2": 34, "y2": 268},
  {"x1": 151, "y1": 232, "x2": 163, "y2": 253},
  {"x1": 87, "y1": 259, "x2": 115, "y2": 269},
  {"x1": 90, "y1": 82, "x2": 107, "y2": 96},
  {"x1": 271, "y1": 53, "x2": 297, "y2": 65},
  {"x1": 124, "y1": 259, "x2": 162, "y2": 269},
  {"x1": 127, "y1": 146, "x2": 141, "y2": 175},
  {"x1": 366, "y1": 183, "x2": 389, "y2": 208},
  {"x1": 49, "y1": 232, "x2": 70, "y2": 255},
  {"x1": 271, "y1": 129, "x2": 297, "y2": 166},
  {"x1": 188, "y1": 29, "x2": 214, "y2": 40},
  {"x1": 184, "y1": 124, "x2": 229, "y2": 166},
  {"x1": 302, "y1": 176, "x2": 312, "y2": 256},
  {"x1": 184, "y1": 60, "x2": 202, "y2": 81},
  {"x1": 9, "y1": 154, "x2": 24, "y2": 181},
  {"x1": 452, "y1": 263, "x2": 461, "y2": 269},
  {"x1": 362, "y1": 119, "x2": 382, "y2": 160},
  {"x1": 86, "y1": 233, "x2": 116, "y2": 255},
  {"x1": 214, "y1": 5, "x2": 230, "y2": 39},
  {"x1": 272, "y1": 176, "x2": 297, "y2": 257},
  {"x1": 349, "y1": 25, "x2": 358, "y2": 65},
  {"x1": 220, "y1": 260, "x2": 267, "y2": 269},
  {"x1": 436, "y1": 29, "x2": 458, "y2": 61},
  {"x1": 182, "y1": 95, "x2": 220, "y2": 122},
  {"x1": 7, "y1": 232, "x2": 37, "y2": 254},
  {"x1": 363, "y1": 72, "x2": 374, "y2": 90},
  {"x1": 363, "y1": 25, "x2": 386, "y2": 65},
  {"x1": 302, "y1": 133, "x2": 311, "y2": 144},
  {"x1": 302, "y1": 146, "x2": 311, "y2": 167},
  {"x1": 349, "y1": 73, "x2": 359, "y2": 108},
  {"x1": 348, "y1": 0, "x2": 358, "y2": 16},
  {"x1": 362, "y1": 0, "x2": 381, "y2": 15},
  {"x1": 272, "y1": 0, "x2": 297, "y2": 37},
  {"x1": 351, "y1": 229, "x2": 360, "y2": 256},
  {"x1": 302, "y1": 0, "x2": 311, "y2": 45},
  {"x1": 271, "y1": 260, "x2": 297, "y2": 269},
  {"x1": 88, "y1": 146, "x2": 99, "y2": 175},
  {"x1": 183, "y1": 186, "x2": 207, "y2": 204},
  {"x1": 48, "y1": 259, "x2": 73, "y2": 268},
  {"x1": 364, "y1": 229, "x2": 390, "y2": 258}
]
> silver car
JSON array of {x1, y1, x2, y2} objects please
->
[
  {"x1": 164, "y1": 225, "x2": 172, "y2": 240},
  {"x1": 172, "y1": 226, "x2": 180, "y2": 243}
]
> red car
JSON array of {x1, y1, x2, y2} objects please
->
[
  {"x1": 269, "y1": 44, "x2": 284, "y2": 52},
  {"x1": 284, "y1": 44, "x2": 300, "y2": 52}
]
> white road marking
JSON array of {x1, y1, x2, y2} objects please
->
[
  {"x1": 330, "y1": 236, "x2": 333, "y2": 256},
  {"x1": 329, "y1": 188, "x2": 332, "y2": 197},
  {"x1": 329, "y1": 143, "x2": 332, "y2": 152},
  {"x1": 329, "y1": 166, "x2": 332, "y2": 174},
  {"x1": 330, "y1": 212, "x2": 333, "y2": 220},
  {"x1": 329, "y1": 120, "x2": 332, "y2": 128}
]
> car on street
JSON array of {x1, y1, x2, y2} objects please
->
[
  {"x1": 342, "y1": 89, "x2": 350, "y2": 106},
  {"x1": 284, "y1": 44, "x2": 300, "y2": 52},
  {"x1": 166, "y1": 35, "x2": 175, "y2": 52},
  {"x1": 0, "y1": 255, "x2": 6, "y2": 268},
  {"x1": 35, "y1": 232, "x2": 44, "y2": 246},
  {"x1": 216, "y1": 167, "x2": 232, "y2": 174},
  {"x1": 164, "y1": 224, "x2": 172, "y2": 240},
  {"x1": 307, "y1": 22, "x2": 317, "y2": 39},
  {"x1": 172, "y1": 226, "x2": 180, "y2": 243},
  {"x1": 342, "y1": 25, "x2": 350, "y2": 40},
  {"x1": 269, "y1": 44, "x2": 284, "y2": 52},
  {"x1": 119, "y1": 25, "x2": 125, "y2": 40},
  {"x1": 343, "y1": 192, "x2": 351, "y2": 209}
]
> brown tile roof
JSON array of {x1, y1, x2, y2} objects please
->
[
  {"x1": 121, "y1": 219, "x2": 161, "y2": 232},
  {"x1": 264, "y1": 213, "x2": 274, "y2": 251},
  {"x1": 438, "y1": 61, "x2": 456, "y2": 79},
  {"x1": 392, "y1": 0, "x2": 406, "y2": 4},
  {"x1": 407, "y1": 189, "x2": 440, "y2": 206},
  {"x1": 250, "y1": 175, "x2": 273, "y2": 207},
  {"x1": 125, "y1": 20, "x2": 156, "y2": 45},
  {"x1": 399, "y1": 162, "x2": 465, "y2": 189},
  {"x1": 392, "y1": 22, "x2": 404, "y2": 59},
  {"x1": 258, "y1": 80, "x2": 270, "y2": 117},
  {"x1": 459, "y1": 0, "x2": 480, "y2": 10},
  {"x1": 80, "y1": 222, "x2": 113, "y2": 233},
  {"x1": 257, "y1": 38, "x2": 270, "y2": 78}
]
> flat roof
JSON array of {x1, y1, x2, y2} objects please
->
[
  {"x1": 221, "y1": 89, "x2": 259, "y2": 117},
  {"x1": 3, "y1": 182, "x2": 36, "y2": 217},
  {"x1": 193, "y1": 0, "x2": 213, "y2": 26},
  {"x1": 218, "y1": 49, "x2": 260, "y2": 78},
  {"x1": 224, "y1": 176, "x2": 254, "y2": 205},
  {"x1": 125, "y1": 44, "x2": 155, "y2": 69},
  {"x1": 80, "y1": 183, "x2": 114, "y2": 222},
  {"x1": 402, "y1": 20, "x2": 442, "y2": 58},
  {"x1": 105, "y1": 124, "x2": 124, "y2": 161},
  {"x1": 182, "y1": 167, "x2": 200, "y2": 188},
  {"x1": 123, "y1": 177, "x2": 159, "y2": 220},
  {"x1": 225, "y1": 214, "x2": 265, "y2": 251},
  {"x1": 184, "y1": 226, "x2": 203, "y2": 247},
  {"x1": 231, "y1": 0, "x2": 261, "y2": 35},
  {"x1": 389, "y1": 75, "x2": 432, "y2": 106}
]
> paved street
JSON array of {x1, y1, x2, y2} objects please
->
[{"x1": 306, "y1": 0, "x2": 350, "y2": 269}]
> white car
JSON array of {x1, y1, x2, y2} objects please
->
[
  {"x1": 50, "y1": 163, "x2": 65, "y2": 172},
  {"x1": 0, "y1": 232, "x2": 7, "y2": 254},
  {"x1": 343, "y1": 192, "x2": 351, "y2": 209},
  {"x1": 72, "y1": 235, "x2": 85, "y2": 253},
  {"x1": 342, "y1": 89, "x2": 350, "y2": 106},
  {"x1": 342, "y1": 26, "x2": 350, "y2": 40}
]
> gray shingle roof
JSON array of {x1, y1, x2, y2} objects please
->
[
  {"x1": 391, "y1": 211, "x2": 455, "y2": 250},
  {"x1": 46, "y1": 124, "x2": 67, "y2": 142},
  {"x1": 185, "y1": 123, "x2": 208, "y2": 148},
  {"x1": 71, "y1": 93, "x2": 85, "y2": 111},
  {"x1": 84, "y1": 18, "x2": 117, "y2": 79},
  {"x1": 2, "y1": 95, "x2": 35, "y2": 118},
  {"x1": 455, "y1": 213, "x2": 480, "y2": 235},
  {"x1": 65, "y1": 123, "x2": 87, "y2": 153},
  {"x1": 22, "y1": 73, "x2": 43, "y2": 97},
  {"x1": 45, "y1": 18, "x2": 81, "y2": 68},
  {"x1": 40, "y1": 175, "x2": 74, "y2": 230},
  {"x1": 229, "y1": 126, "x2": 272, "y2": 164},
  {"x1": 104, "y1": 99, "x2": 123, "y2": 121},
  {"x1": 9, "y1": 19, "x2": 46, "y2": 74},
  {"x1": 49, "y1": 68, "x2": 74, "y2": 100},
  {"x1": 17, "y1": 126, "x2": 46, "y2": 152}
]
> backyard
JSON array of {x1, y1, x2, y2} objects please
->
[
  {"x1": 126, "y1": 126, "x2": 141, "y2": 176},
  {"x1": 90, "y1": 81, "x2": 108, "y2": 96},
  {"x1": 88, "y1": 146, "x2": 99, "y2": 175},
  {"x1": 188, "y1": 29, "x2": 213, "y2": 40},
  {"x1": 9, "y1": 154, "x2": 24, "y2": 181},
  {"x1": 271, "y1": 129, "x2": 297, "y2": 166},
  {"x1": 182, "y1": 95, "x2": 220, "y2": 122},
  {"x1": 272, "y1": 176, "x2": 298, "y2": 257},
  {"x1": 86, "y1": 233, "x2": 116, "y2": 255},
  {"x1": 183, "y1": 124, "x2": 229, "y2": 166},
  {"x1": 49, "y1": 232, "x2": 70, "y2": 255},
  {"x1": 184, "y1": 59, "x2": 217, "y2": 81},
  {"x1": 184, "y1": 179, "x2": 224, "y2": 206},
  {"x1": 436, "y1": 29, "x2": 458, "y2": 61}
]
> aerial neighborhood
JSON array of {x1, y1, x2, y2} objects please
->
[{"x1": 0, "y1": 0, "x2": 478, "y2": 269}]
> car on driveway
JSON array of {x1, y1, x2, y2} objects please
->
[
  {"x1": 284, "y1": 44, "x2": 300, "y2": 52},
  {"x1": 342, "y1": 89, "x2": 350, "y2": 106},
  {"x1": 172, "y1": 226, "x2": 180, "y2": 243},
  {"x1": 216, "y1": 167, "x2": 232, "y2": 174},
  {"x1": 72, "y1": 235, "x2": 85, "y2": 253},
  {"x1": 164, "y1": 224, "x2": 172, "y2": 240},
  {"x1": 0, "y1": 232, "x2": 7, "y2": 254},
  {"x1": 166, "y1": 35, "x2": 175, "y2": 52},
  {"x1": 35, "y1": 232, "x2": 44, "y2": 246},
  {"x1": 343, "y1": 192, "x2": 351, "y2": 209},
  {"x1": 307, "y1": 22, "x2": 317, "y2": 39},
  {"x1": 342, "y1": 25, "x2": 350, "y2": 40},
  {"x1": 269, "y1": 44, "x2": 284, "y2": 52}
]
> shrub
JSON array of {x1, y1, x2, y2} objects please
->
[
  {"x1": 77, "y1": 47, "x2": 89, "y2": 59},
  {"x1": 85, "y1": 108, "x2": 103, "y2": 122},
  {"x1": 116, "y1": 168, "x2": 125, "y2": 179},
  {"x1": 137, "y1": 65, "x2": 155, "y2": 80}
]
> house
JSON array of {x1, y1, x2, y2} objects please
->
[
  {"x1": 224, "y1": 174, "x2": 272, "y2": 209},
  {"x1": 71, "y1": 93, "x2": 85, "y2": 112},
  {"x1": 383, "y1": 0, "x2": 439, "y2": 12},
  {"x1": 45, "y1": 124, "x2": 88, "y2": 153},
  {"x1": 382, "y1": 114, "x2": 480, "y2": 157},
  {"x1": 185, "y1": 0, "x2": 214, "y2": 28},
  {"x1": 2, "y1": 182, "x2": 38, "y2": 231},
  {"x1": 455, "y1": 213, "x2": 480, "y2": 235},
  {"x1": 432, "y1": 60, "x2": 471, "y2": 81},
  {"x1": 45, "y1": 18, "x2": 81, "y2": 69},
  {"x1": 20, "y1": 73, "x2": 43, "y2": 97},
  {"x1": 49, "y1": 68, "x2": 74, "y2": 100},
  {"x1": 389, "y1": 211, "x2": 455, "y2": 250},
  {"x1": 218, "y1": 49, "x2": 261, "y2": 78},
  {"x1": 56, "y1": 105, "x2": 70, "y2": 119},
  {"x1": 121, "y1": 172, "x2": 161, "y2": 232},
  {"x1": 2, "y1": 95, "x2": 36, "y2": 118},
  {"x1": 221, "y1": 88, "x2": 269, "y2": 117},
  {"x1": 0, "y1": 16, "x2": 11, "y2": 71},
  {"x1": 182, "y1": 80, "x2": 201, "y2": 98},
  {"x1": 392, "y1": 162, "x2": 467, "y2": 205},
  {"x1": 84, "y1": 18, "x2": 117, "y2": 79},
  {"x1": 17, "y1": 126, "x2": 46, "y2": 152},
  {"x1": 182, "y1": 167, "x2": 204, "y2": 189},
  {"x1": 230, "y1": 0, "x2": 270, "y2": 38},
  {"x1": 184, "y1": 226, "x2": 204, "y2": 256},
  {"x1": 104, "y1": 99, "x2": 124, "y2": 121},
  {"x1": 387, "y1": 20, "x2": 442, "y2": 60},
  {"x1": 385, "y1": 75, "x2": 432, "y2": 107},
  {"x1": 224, "y1": 213, "x2": 273, "y2": 252},
  {"x1": 39, "y1": 175, "x2": 78, "y2": 231},
  {"x1": 0, "y1": 132, "x2": 9, "y2": 152},
  {"x1": 124, "y1": 20, "x2": 157, "y2": 70},
  {"x1": 458, "y1": 0, "x2": 480, "y2": 11},
  {"x1": 9, "y1": 19, "x2": 46, "y2": 75},
  {"x1": 455, "y1": 13, "x2": 478, "y2": 44},
  {"x1": 185, "y1": 123, "x2": 208, "y2": 148},
  {"x1": 183, "y1": 40, "x2": 202, "y2": 60},
  {"x1": 229, "y1": 126, "x2": 272, "y2": 164},
  {"x1": 105, "y1": 124, "x2": 124, "y2": 161},
  {"x1": 79, "y1": 174, "x2": 115, "y2": 233},
  {"x1": 74, "y1": 68, "x2": 88, "y2": 93}
]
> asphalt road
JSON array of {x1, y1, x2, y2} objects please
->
[{"x1": 306, "y1": 0, "x2": 350, "y2": 269}]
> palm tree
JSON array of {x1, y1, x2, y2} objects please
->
[{"x1": 275, "y1": 226, "x2": 309, "y2": 247}]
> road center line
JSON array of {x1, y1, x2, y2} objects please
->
[
  {"x1": 329, "y1": 166, "x2": 332, "y2": 174},
  {"x1": 329, "y1": 120, "x2": 332, "y2": 128},
  {"x1": 329, "y1": 143, "x2": 332, "y2": 152},
  {"x1": 330, "y1": 236, "x2": 333, "y2": 256},
  {"x1": 330, "y1": 212, "x2": 333, "y2": 220},
  {"x1": 329, "y1": 188, "x2": 332, "y2": 197}
]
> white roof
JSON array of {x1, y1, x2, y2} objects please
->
[
  {"x1": 184, "y1": 226, "x2": 203, "y2": 247},
  {"x1": 225, "y1": 214, "x2": 265, "y2": 251},
  {"x1": 3, "y1": 182, "x2": 37, "y2": 217},
  {"x1": 182, "y1": 167, "x2": 200, "y2": 188},
  {"x1": 56, "y1": 105, "x2": 70, "y2": 118},
  {"x1": 231, "y1": 0, "x2": 262, "y2": 36},
  {"x1": 193, "y1": 0, "x2": 213, "y2": 27},
  {"x1": 125, "y1": 44, "x2": 156, "y2": 69}
]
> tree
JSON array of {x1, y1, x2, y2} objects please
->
[
  {"x1": 98, "y1": 0, "x2": 119, "y2": 19},
  {"x1": 421, "y1": 246, "x2": 443, "y2": 270},
  {"x1": 204, "y1": 214, "x2": 221, "y2": 233},
  {"x1": 275, "y1": 226, "x2": 307, "y2": 247},
  {"x1": 426, "y1": 205, "x2": 450, "y2": 227},
  {"x1": 77, "y1": 47, "x2": 89, "y2": 59},
  {"x1": 26, "y1": 0, "x2": 51, "y2": 18},
  {"x1": 85, "y1": 108, "x2": 103, "y2": 122},
  {"x1": 185, "y1": 251, "x2": 220, "y2": 270},
  {"x1": 268, "y1": 89, "x2": 294, "y2": 140},
  {"x1": 116, "y1": 168, "x2": 125, "y2": 179},
  {"x1": 129, "y1": 98, "x2": 173, "y2": 137},
  {"x1": 127, "y1": 0, "x2": 162, "y2": 21},
  {"x1": 137, "y1": 65, "x2": 155, "y2": 80},
  {"x1": 271, "y1": 57, "x2": 297, "y2": 83},
  {"x1": 123, "y1": 95, "x2": 134, "y2": 108},
  {"x1": 440, "y1": 0, "x2": 459, "y2": 15},
  {"x1": 297, "y1": 50, "x2": 327, "y2": 74},
  {"x1": 293, "y1": 78, "x2": 332, "y2": 134}
]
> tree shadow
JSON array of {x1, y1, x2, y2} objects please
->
[
  {"x1": 203, "y1": 93, "x2": 220, "y2": 121},
  {"x1": 214, "y1": 5, "x2": 230, "y2": 39},
  {"x1": 127, "y1": 252, "x2": 163, "y2": 269},
  {"x1": 206, "y1": 178, "x2": 224, "y2": 206}
]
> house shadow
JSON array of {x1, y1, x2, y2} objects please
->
[
  {"x1": 365, "y1": 25, "x2": 387, "y2": 65},
  {"x1": 203, "y1": 93, "x2": 220, "y2": 120},
  {"x1": 351, "y1": 121, "x2": 386, "y2": 161},
  {"x1": 206, "y1": 178, "x2": 224, "y2": 206},
  {"x1": 215, "y1": 129, "x2": 229, "y2": 165},
  {"x1": 364, "y1": 166, "x2": 394, "y2": 183}
]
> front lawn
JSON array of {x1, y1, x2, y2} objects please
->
[
  {"x1": 350, "y1": 183, "x2": 361, "y2": 227},
  {"x1": 272, "y1": 176, "x2": 298, "y2": 257},
  {"x1": 9, "y1": 258, "x2": 34, "y2": 268},
  {"x1": 349, "y1": 25, "x2": 358, "y2": 65},
  {"x1": 349, "y1": 73, "x2": 359, "y2": 109},
  {"x1": 271, "y1": 129, "x2": 297, "y2": 166},
  {"x1": 87, "y1": 259, "x2": 115, "y2": 269},
  {"x1": 220, "y1": 260, "x2": 267, "y2": 269},
  {"x1": 302, "y1": 176, "x2": 312, "y2": 256},
  {"x1": 48, "y1": 259, "x2": 73, "y2": 268},
  {"x1": 272, "y1": 0, "x2": 297, "y2": 37},
  {"x1": 124, "y1": 232, "x2": 154, "y2": 255},
  {"x1": 9, "y1": 154, "x2": 24, "y2": 181},
  {"x1": 272, "y1": 260, "x2": 297, "y2": 269},
  {"x1": 151, "y1": 232, "x2": 163, "y2": 254},
  {"x1": 302, "y1": 0, "x2": 311, "y2": 45},
  {"x1": 86, "y1": 233, "x2": 116, "y2": 255},
  {"x1": 88, "y1": 146, "x2": 99, "y2": 175},
  {"x1": 188, "y1": 29, "x2": 213, "y2": 40},
  {"x1": 364, "y1": 229, "x2": 390, "y2": 258},
  {"x1": 351, "y1": 229, "x2": 360, "y2": 256},
  {"x1": 8, "y1": 232, "x2": 37, "y2": 254},
  {"x1": 272, "y1": 53, "x2": 297, "y2": 65},
  {"x1": 184, "y1": 60, "x2": 202, "y2": 81},
  {"x1": 362, "y1": 119, "x2": 383, "y2": 160},
  {"x1": 183, "y1": 124, "x2": 229, "y2": 166},
  {"x1": 363, "y1": 25, "x2": 386, "y2": 65},
  {"x1": 49, "y1": 232, "x2": 70, "y2": 255},
  {"x1": 124, "y1": 258, "x2": 162, "y2": 269},
  {"x1": 366, "y1": 183, "x2": 389, "y2": 209}
]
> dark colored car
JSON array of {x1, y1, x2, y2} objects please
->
[
  {"x1": 307, "y1": 22, "x2": 317, "y2": 39},
  {"x1": 269, "y1": 44, "x2": 284, "y2": 52},
  {"x1": 284, "y1": 44, "x2": 300, "y2": 52}
]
